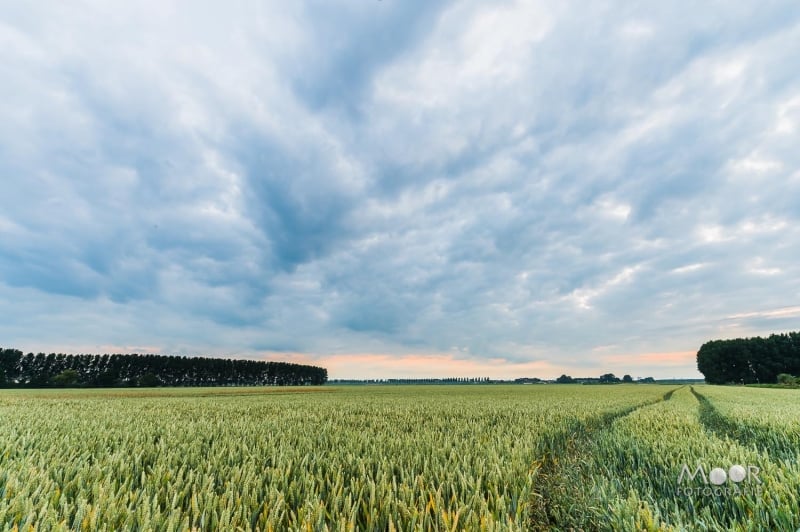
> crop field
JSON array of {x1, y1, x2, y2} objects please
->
[{"x1": 1, "y1": 385, "x2": 799, "y2": 531}]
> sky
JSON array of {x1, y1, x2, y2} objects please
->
[{"x1": 1, "y1": 1, "x2": 799, "y2": 380}]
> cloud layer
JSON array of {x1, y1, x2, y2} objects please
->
[{"x1": 2, "y1": 1, "x2": 799, "y2": 378}]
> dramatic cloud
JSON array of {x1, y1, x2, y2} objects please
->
[{"x1": 2, "y1": 1, "x2": 799, "y2": 378}]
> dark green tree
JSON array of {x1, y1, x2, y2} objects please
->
[
  {"x1": 0, "y1": 347, "x2": 328, "y2": 388},
  {"x1": 51, "y1": 369, "x2": 80, "y2": 387},
  {"x1": 138, "y1": 373, "x2": 161, "y2": 387}
]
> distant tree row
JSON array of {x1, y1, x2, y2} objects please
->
[
  {"x1": 0, "y1": 348, "x2": 327, "y2": 387},
  {"x1": 385, "y1": 377, "x2": 490, "y2": 384},
  {"x1": 328, "y1": 377, "x2": 491, "y2": 385},
  {"x1": 696, "y1": 332, "x2": 800, "y2": 384},
  {"x1": 555, "y1": 373, "x2": 653, "y2": 384}
]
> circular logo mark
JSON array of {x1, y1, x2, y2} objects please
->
[
  {"x1": 728, "y1": 464, "x2": 747, "y2": 483},
  {"x1": 709, "y1": 467, "x2": 727, "y2": 485}
]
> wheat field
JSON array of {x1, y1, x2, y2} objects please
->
[{"x1": 1, "y1": 384, "x2": 798, "y2": 531}]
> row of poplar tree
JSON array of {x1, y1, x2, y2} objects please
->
[{"x1": 0, "y1": 348, "x2": 327, "y2": 387}]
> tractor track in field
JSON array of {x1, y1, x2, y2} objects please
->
[
  {"x1": 690, "y1": 386, "x2": 796, "y2": 462},
  {"x1": 528, "y1": 387, "x2": 681, "y2": 531}
]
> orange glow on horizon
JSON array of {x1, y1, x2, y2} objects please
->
[
  {"x1": 255, "y1": 350, "x2": 701, "y2": 380},
  {"x1": 601, "y1": 350, "x2": 696, "y2": 367}
]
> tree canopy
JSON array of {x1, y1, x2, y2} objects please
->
[
  {"x1": 0, "y1": 348, "x2": 327, "y2": 388},
  {"x1": 696, "y1": 332, "x2": 800, "y2": 384}
]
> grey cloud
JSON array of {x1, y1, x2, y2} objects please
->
[
  {"x1": 289, "y1": 0, "x2": 454, "y2": 114},
  {"x1": 2, "y1": 1, "x2": 800, "y2": 377}
]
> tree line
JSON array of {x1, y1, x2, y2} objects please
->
[
  {"x1": 0, "y1": 348, "x2": 327, "y2": 387},
  {"x1": 328, "y1": 377, "x2": 491, "y2": 385},
  {"x1": 696, "y1": 331, "x2": 800, "y2": 384},
  {"x1": 554, "y1": 374, "x2": 654, "y2": 384}
]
